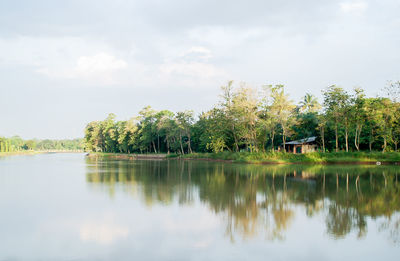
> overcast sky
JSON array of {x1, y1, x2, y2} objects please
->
[{"x1": 1, "y1": 0, "x2": 399, "y2": 139}]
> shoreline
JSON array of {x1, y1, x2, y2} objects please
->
[
  {"x1": 86, "y1": 152, "x2": 400, "y2": 165},
  {"x1": 0, "y1": 151, "x2": 43, "y2": 157},
  {"x1": 0, "y1": 150, "x2": 84, "y2": 157}
]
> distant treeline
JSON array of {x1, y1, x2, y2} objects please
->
[
  {"x1": 84, "y1": 81, "x2": 400, "y2": 154},
  {"x1": 0, "y1": 136, "x2": 83, "y2": 152}
]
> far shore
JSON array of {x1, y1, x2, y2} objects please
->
[{"x1": 0, "y1": 150, "x2": 84, "y2": 157}]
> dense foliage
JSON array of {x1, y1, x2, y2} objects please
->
[
  {"x1": 0, "y1": 136, "x2": 83, "y2": 152},
  {"x1": 84, "y1": 81, "x2": 400, "y2": 154}
]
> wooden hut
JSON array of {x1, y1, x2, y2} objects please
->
[{"x1": 284, "y1": 136, "x2": 317, "y2": 154}]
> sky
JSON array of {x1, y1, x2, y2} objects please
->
[{"x1": 1, "y1": 0, "x2": 399, "y2": 139}]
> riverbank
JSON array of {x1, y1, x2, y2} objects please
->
[
  {"x1": 87, "y1": 151, "x2": 400, "y2": 165},
  {"x1": 180, "y1": 151, "x2": 400, "y2": 164},
  {"x1": 87, "y1": 152, "x2": 167, "y2": 160},
  {"x1": 0, "y1": 150, "x2": 84, "y2": 157},
  {"x1": 0, "y1": 151, "x2": 42, "y2": 157}
]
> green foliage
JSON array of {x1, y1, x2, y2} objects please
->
[
  {"x1": 0, "y1": 136, "x2": 83, "y2": 153},
  {"x1": 206, "y1": 136, "x2": 226, "y2": 153},
  {"x1": 83, "y1": 80, "x2": 400, "y2": 155},
  {"x1": 183, "y1": 151, "x2": 400, "y2": 164}
]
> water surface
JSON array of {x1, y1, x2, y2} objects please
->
[{"x1": 0, "y1": 153, "x2": 399, "y2": 260}]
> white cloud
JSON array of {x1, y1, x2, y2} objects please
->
[
  {"x1": 0, "y1": 36, "x2": 129, "y2": 85},
  {"x1": 179, "y1": 46, "x2": 213, "y2": 61},
  {"x1": 37, "y1": 52, "x2": 128, "y2": 84},
  {"x1": 75, "y1": 53, "x2": 127, "y2": 75},
  {"x1": 160, "y1": 61, "x2": 226, "y2": 79},
  {"x1": 340, "y1": 1, "x2": 368, "y2": 14}
]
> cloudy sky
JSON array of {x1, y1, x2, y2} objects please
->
[{"x1": 1, "y1": 0, "x2": 399, "y2": 139}]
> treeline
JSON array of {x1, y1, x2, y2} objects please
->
[
  {"x1": 84, "y1": 80, "x2": 400, "y2": 154},
  {"x1": 0, "y1": 136, "x2": 83, "y2": 152}
]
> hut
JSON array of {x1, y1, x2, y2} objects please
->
[{"x1": 284, "y1": 136, "x2": 317, "y2": 154}]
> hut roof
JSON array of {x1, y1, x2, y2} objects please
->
[{"x1": 286, "y1": 136, "x2": 316, "y2": 145}]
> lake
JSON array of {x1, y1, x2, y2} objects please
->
[{"x1": 0, "y1": 153, "x2": 399, "y2": 260}]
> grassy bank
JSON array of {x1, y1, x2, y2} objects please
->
[
  {"x1": 179, "y1": 151, "x2": 400, "y2": 164},
  {"x1": 87, "y1": 152, "x2": 167, "y2": 160},
  {"x1": 0, "y1": 151, "x2": 42, "y2": 157},
  {"x1": 87, "y1": 151, "x2": 400, "y2": 164}
]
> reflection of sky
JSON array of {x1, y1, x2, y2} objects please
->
[{"x1": 0, "y1": 154, "x2": 398, "y2": 260}]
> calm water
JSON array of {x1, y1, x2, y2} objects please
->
[{"x1": 0, "y1": 153, "x2": 399, "y2": 260}]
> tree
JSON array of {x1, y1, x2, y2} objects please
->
[
  {"x1": 102, "y1": 113, "x2": 118, "y2": 153},
  {"x1": 350, "y1": 88, "x2": 366, "y2": 151},
  {"x1": 220, "y1": 81, "x2": 240, "y2": 152},
  {"x1": 138, "y1": 106, "x2": 158, "y2": 153},
  {"x1": 269, "y1": 85, "x2": 295, "y2": 152},
  {"x1": 317, "y1": 114, "x2": 327, "y2": 152},
  {"x1": 379, "y1": 98, "x2": 395, "y2": 152},
  {"x1": 258, "y1": 85, "x2": 278, "y2": 151},
  {"x1": 231, "y1": 85, "x2": 259, "y2": 152},
  {"x1": 24, "y1": 140, "x2": 36, "y2": 150},
  {"x1": 117, "y1": 118, "x2": 138, "y2": 153},
  {"x1": 175, "y1": 111, "x2": 194, "y2": 154},
  {"x1": 323, "y1": 86, "x2": 350, "y2": 152},
  {"x1": 157, "y1": 111, "x2": 177, "y2": 154},
  {"x1": 299, "y1": 93, "x2": 321, "y2": 113},
  {"x1": 383, "y1": 80, "x2": 400, "y2": 102}
]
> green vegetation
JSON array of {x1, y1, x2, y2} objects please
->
[
  {"x1": 0, "y1": 136, "x2": 83, "y2": 154},
  {"x1": 181, "y1": 151, "x2": 400, "y2": 163},
  {"x1": 84, "y1": 80, "x2": 400, "y2": 159}
]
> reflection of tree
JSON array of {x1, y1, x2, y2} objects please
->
[
  {"x1": 379, "y1": 213, "x2": 400, "y2": 244},
  {"x1": 326, "y1": 203, "x2": 366, "y2": 238},
  {"x1": 85, "y1": 157, "x2": 400, "y2": 243}
]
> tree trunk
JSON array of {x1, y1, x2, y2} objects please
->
[
  {"x1": 180, "y1": 133, "x2": 184, "y2": 154},
  {"x1": 344, "y1": 118, "x2": 348, "y2": 152},
  {"x1": 383, "y1": 137, "x2": 387, "y2": 153},
  {"x1": 157, "y1": 134, "x2": 160, "y2": 153},
  {"x1": 354, "y1": 125, "x2": 362, "y2": 151},
  {"x1": 335, "y1": 123, "x2": 339, "y2": 152},
  {"x1": 152, "y1": 141, "x2": 157, "y2": 153},
  {"x1": 354, "y1": 126, "x2": 359, "y2": 151},
  {"x1": 282, "y1": 127, "x2": 286, "y2": 152},
  {"x1": 369, "y1": 129, "x2": 373, "y2": 152},
  {"x1": 271, "y1": 129, "x2": 275, "y2": 152},
  {"x1": 231, "y1": 124, "x2": 239, "y2": 152},
  {"x1": 321, "y1": 127, "x2": 325, "y2": 153},
  {"x1": 166, "y1": 138, "x2": 170, "y2": 154},
  {"x1": 188, "y1": 135, "x2": 192, "y2": 154},
  {"x1": 233, "y1": 134, "x2": 239, "y2": 152}
]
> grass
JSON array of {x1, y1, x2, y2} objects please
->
[
  {"x1": 180, "y1": 151, "x2": 400, "y2": 164},
  {"x1": 0, "y1": 151, "x2": 42, "y2": 157},
  {"x1": 86, "y1": 151, "x2": 400, "y2": 164}
]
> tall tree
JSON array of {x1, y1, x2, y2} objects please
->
[
  {"x1": 175, "y1": 111, "x2": 194, "y2": 154},
  {"x1": 269, "y1": 85, "x2": 295, "y2": 152},
  {"x1": 220, "y1": 81, "x2": 240, "y2": 152},
  {"x1": 350, "y1": 88, "x2": 366, "y2": 151},
  {"x1": 299, "y1": 93, "x2": 321, "y2": 113},
  {"x1": 231, "y1": 85, "x2": 259, "y2": 152},
  {"x1": 323, "y1": 86, "x2": 350, "y2": 152}
]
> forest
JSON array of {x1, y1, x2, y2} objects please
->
[
  {"x1": 0, "y1": 136, "x2": 83, "y2": 153},
  {"x1": 84, "y1": 81, "x2": 400, "y2": 155}
]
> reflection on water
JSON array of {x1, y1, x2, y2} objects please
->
[
  {"x1": 86, "y1": 158, "x2": 400, "y2": 243},
  {"x1": 1, "y1": 154, "x2": 399, "y2": 260}
]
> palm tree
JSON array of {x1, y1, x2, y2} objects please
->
[{"x1": 299, "y1": 93, "x2": 321, "y2": 113}]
